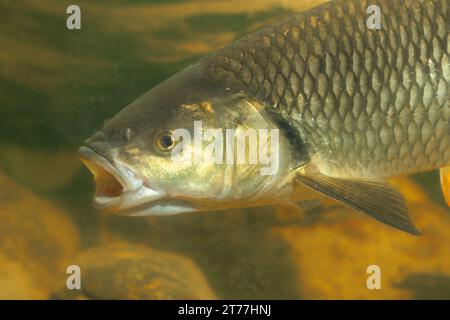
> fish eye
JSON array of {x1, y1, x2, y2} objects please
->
[{"x1": 154, "y1": 130, "x2": 175, "y2": 153}]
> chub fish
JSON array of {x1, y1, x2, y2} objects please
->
[{"x1": 79, "y1": 0, "x2": 450, "y2": 235}]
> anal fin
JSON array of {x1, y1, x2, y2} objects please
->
[
  {"x1": 296, "y1": 173, "x2": 420, "y2": 235},
  {"x1": 440, "y1": 167, "x2": 450, "y2": 207}
]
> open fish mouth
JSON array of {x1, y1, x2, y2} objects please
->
[
  {"x1": 78, "y1": 146, "x2": 145, "y2": 212},
  {"x1": 79, "y1": 147, "x2": 127, "y2": 200},
  {"x1": 78, "y1": 146, "x2": 194, "y2": 215}
]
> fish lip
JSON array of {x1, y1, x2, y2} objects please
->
[
  {"x1": 79, "y1": 146, "x2": 150, "y2": 212},
  {"x1": 78, "y1": 146, "x2": 136, "y2": 192},
  {"x1": 78, "y1": 146, "x2": 193, "y2": 216}
]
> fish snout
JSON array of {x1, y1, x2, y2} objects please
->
[{"x1": 85, "y1": 131, "x2": 107, "y2": 146}]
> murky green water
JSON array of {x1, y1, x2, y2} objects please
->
[{"x1": 1, "y1": 0, "x2": 449, "y2": 300}]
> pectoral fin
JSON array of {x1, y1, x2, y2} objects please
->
[
  {"x1": 296, "y1": 173, "x2": 420, "y2": 235},
  {"x1": 296, "y1": 199, "x2": 323, "y2": 212},
  {"x1": 440, "y1": 167, "x2": 450, "y2": 207}
]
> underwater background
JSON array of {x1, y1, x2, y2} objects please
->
[{"x1": 1, "y1": 0, "x2": 449, "y2": 299}]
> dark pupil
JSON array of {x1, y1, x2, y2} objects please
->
[{"x1": 160, "y1": 135, "x2": 174, "y2": 149}]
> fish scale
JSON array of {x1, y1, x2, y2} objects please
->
[{"x1": 201, "y1": 0, "x2": 450, "y2": 179}]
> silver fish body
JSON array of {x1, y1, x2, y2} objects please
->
[
  {"x1": 200, "y1": 0, "x2": 450, "y2": 179},
  {"x1": 80, "y1": 0, "x2": 450, "y2": 235}
]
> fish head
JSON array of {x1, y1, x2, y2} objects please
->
[{"x1": 79, "y1": 66, "x2": 296, "y2": 216}]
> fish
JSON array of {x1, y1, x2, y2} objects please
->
[{"x1": 79, "y1": 0, "x2": 449, "y2": 235}]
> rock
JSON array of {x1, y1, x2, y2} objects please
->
[
  {"x1": 395, "y1": 273, "x2": 450, "y2": 300},
  {"x1": 272, "y1": 177, "x2": 450, "y2": 299},
  {"x1": 0, "y1": 254, "x2": 45, "y2": 299},
  {"x1": 0, "y1": 170, "x2": 80, "y2": 298},
  {"x1": 99, "y1": 208, "x2": 303, "y2": 299},
  {"x1": 72, "y1": 243, "x2": 217, "y2": 300}
]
